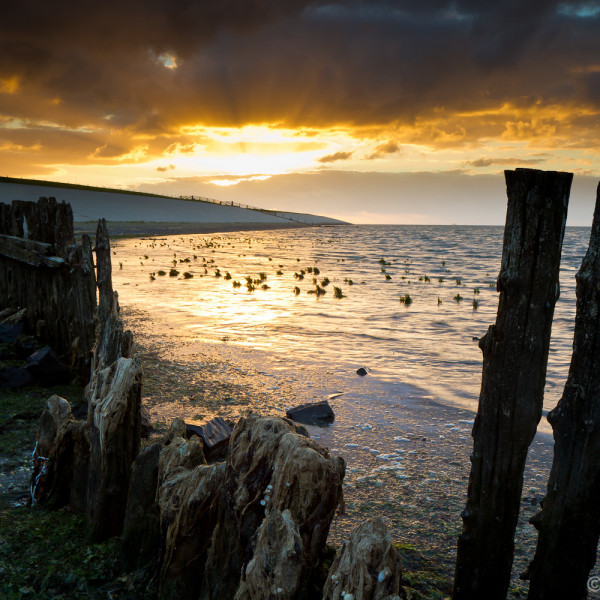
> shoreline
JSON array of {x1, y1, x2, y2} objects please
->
[
  {"x1": 119, "y1": 300, "x2": 555, "y2": 598},
  {"x1": 74, "y1": 220, "x2": 326, "y2": 238}
]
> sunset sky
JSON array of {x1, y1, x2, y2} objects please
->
[{"x1": 1, "y1": 1, "x2": 599, "y2": 224}]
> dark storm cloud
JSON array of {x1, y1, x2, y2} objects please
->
[{"x1": 0, "y1": 1, "x2": 599, "y2": 135}]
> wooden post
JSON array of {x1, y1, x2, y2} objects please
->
[
  {"x1": 86, "y1": 356, "x2": 142, "y2": 542},
  {"x1": 95, "y1": 218, "x2": 113, "y2": 324},
  {"x1": 453, "y1": 168, "x2": 572, "y2": 600},
  {"x1": 527, "y1": 182, "x2": 600, "y2": 600},
  {"x1": 0, "y1": 197, "x2": 97, "y2": 380},
  {"x1": 91, "y1": 218, "x2": 132, "y2": 374}
]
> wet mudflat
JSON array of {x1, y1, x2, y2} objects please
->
[{"x1": 124, "y1": 303, "x2": 554, "y2": 598}]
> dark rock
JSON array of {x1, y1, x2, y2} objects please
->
[
  {"x1": 120, "y1": 442, "x2": 163, "y2": 572},
  {"x1": 185, "y1": 416, "x2": 232, "y2": 460},
  {"x1": 0, "y1": 308, "x2": 19, "y2": 322},
  {"x1": 25, "y1": 346, "x2": 70, "y2": 386},
  {"x1": 0, "y1": 322, "x2": 24, "y2": 344},
  {"x1": 285, "y1": 400, "x2": 335, "y2": 425},
  {"x1": 1, "y1": 307, "x2": 27, "y2": 325},
  {"x1": 356, "y1": 367, "x2": 368, "y2": 376},
  {"x1": 12, "y1": 334, "x2": 40, "y2": 359},
  {"x1": 0, "y1": 365, "x2": 33, "y2": 389}
]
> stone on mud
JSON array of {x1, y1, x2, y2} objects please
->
[
  {"x1": 26, "y1": 346, "x2": 70, "y2": 386},
  {"x1": 285, "y1": 400, "x2": 335, "y2": 425}
]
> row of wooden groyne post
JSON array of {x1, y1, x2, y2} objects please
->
[{"x1": 1, "y1": 167, "x2": 600, "y2": 599}]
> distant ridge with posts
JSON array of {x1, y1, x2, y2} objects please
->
[{"x1": 0, "y1": 176, "x2": 348, "y2": 234}]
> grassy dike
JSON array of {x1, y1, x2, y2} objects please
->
[{"x1": 0, "y1": 381, "x2": 450, "y2": 599}]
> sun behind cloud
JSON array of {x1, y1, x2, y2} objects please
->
[{"x1": 0, "y1": 0, "x2": 598, "y2": 217}]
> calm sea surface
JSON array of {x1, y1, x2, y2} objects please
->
[{"x1": 112, "y1": 224, "x2": 590, "y2": 429}]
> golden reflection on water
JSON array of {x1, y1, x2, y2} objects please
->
[{"x1": 112, "y1": 225, "x2": 587, "y2": 421}]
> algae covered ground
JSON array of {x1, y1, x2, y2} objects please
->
[
  {"x1": 0, "y1": 383, "x2": 156, "y2": 599},
  {"x1": 0, "y1": 375, "x2": 455, "y2": 599}
]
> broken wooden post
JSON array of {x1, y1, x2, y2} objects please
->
[
  {"x1": 322, "y1": 517, "x2": 402, "y2": 600},
  {"x1": 453, "y1": 168, "x2": 572, "y2": 600},
  {"x1": 527, "y1": 182, "x2": 600, "y2": 600},
  {"x1": 91, "y1": 218, "x2": 133, "y2": 374},
  {"x1": 86, "y1": 356, "x2": 143, "y2": 542}
]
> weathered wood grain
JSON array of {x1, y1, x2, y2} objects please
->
[
  {"x1": 0, "y1": 198, "x2": 97, "y2": 380},
  {"x1": 527, "y1": 182, "x2": 600, "y2": 600},
  {"x1": 453, "y1": 168, "x2": 572, "y2": 600}
]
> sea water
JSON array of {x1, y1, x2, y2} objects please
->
[
  {"x1": 111, "y1": 224, "x2": 590, "y2": 581},
  {"x1": 112, "y1": 224, "x2": 590, "y2": 425}
]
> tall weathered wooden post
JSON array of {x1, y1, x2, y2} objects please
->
[
  {"x1": 527, "y1": 182, "x2": 600, "y2": 600},
  {"x1": 453, "y1": 168, "x2": 572, "y2": 600}
]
